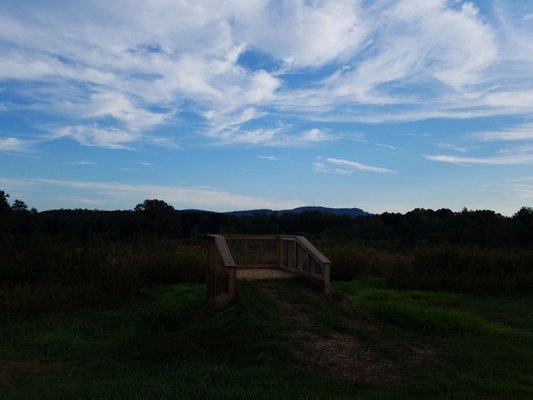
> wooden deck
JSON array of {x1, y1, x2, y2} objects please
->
[
  {"x1": 206, "y1": 234, "x2": 331, "y2": 300},
  {"x1": 236, "y1": 268, "x2": 297, "y2": 280}
]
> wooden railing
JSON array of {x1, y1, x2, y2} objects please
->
[
  {"x1": 277, "y1": 235, "x2": 331, "y2": 293},
  {"x1": 206, "y1": 234, "x2": 331, "y2": 300},
  {"x1": 206, "y1": 235, "x2": 236, "y2": 300}
]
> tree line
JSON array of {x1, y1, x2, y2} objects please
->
[{"x1": 1, "y1": 191, "x2": 532, "y2": 248}]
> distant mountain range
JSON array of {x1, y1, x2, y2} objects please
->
[{"x1": 181, "y1": 206, "x2": 369, "y2": 217}]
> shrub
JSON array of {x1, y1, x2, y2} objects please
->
[
  {"x1": 323, "y1": 242, "x2": 533, "y2": 294},
  {"x1": 395, "y1": 245, "x2": 533, "y2": 294},
  {"x1": 0, "y1": 235, "x2": 206, "y2": 315}
]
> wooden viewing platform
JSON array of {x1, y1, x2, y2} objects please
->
[{"x1": 206, "y1": 234, "x2": 331, "y2": 300}]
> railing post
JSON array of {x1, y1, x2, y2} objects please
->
[
  {"x1": 323, "y1": 263, "x2": 331, "y2": 294},
  {"x1": 206, "y1": 235, "x2": 237, "y2": 300},
  {"x1": 206, "y1": 238, "x2": 214, "y2": 299},
  {"x1": 293, "y1": 241, "x2": 297, "y2": 270},
  {"x1": 277, "y1": 237, "x2": 281, "y2": 268},
  {"x1": 227, "y1": 266, "x2": 236, "y2": 297}
]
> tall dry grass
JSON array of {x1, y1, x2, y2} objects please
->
[
  {"x1": 0, "y1": 235, "x2": 206, "y2": 315},
  {"x1": 322, "y1": 242, "x2": 533, "y2": 294}
]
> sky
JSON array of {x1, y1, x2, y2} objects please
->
[{"x1": 0, "y1": 0, "x2": 532, "y2": 215}]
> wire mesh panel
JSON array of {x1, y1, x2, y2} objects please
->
[
  {"x1": 296, "y1": 244, "x2": 309, "y2": 272},
  {"x1": 278, "y1": 236, "x2": 330, "y2": 293},
  {"x1": 281, "y1": 239, "x2": 297, "y2": 269},
  {"x1": 309, "y1": 255, "x2": 323, "y2": 276},
  {"x1": 226, "y1": 238, "x2": 278, "y2": 267},
  {"x1": 281, "y1": 240, "x2": 288, "y2": 268}
]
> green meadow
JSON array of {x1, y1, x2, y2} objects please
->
[{"x1": 1, "y1": 278, "x2": 531, "y2": 399}]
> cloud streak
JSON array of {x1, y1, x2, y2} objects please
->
[
  {"x1": 257, "y1": 155, "x2": 277, "y2": 161},
  {"x1": 327, "y1": 157, "x2": 395, "y2": 173},
  {"x1": 208, "y1": 127, "x2": 336, "y2": 146},
  {"x1": 424, "y1": 152, "x2": 533, "y2": 166},
  {"x1": 314, "y1": 157, "x2": 394, "y2": 174},
  {"x1": 0, "y1": 137, "x2": 30, "y2": 152},
  {"x1": 473, "y1": 123, "x2": 533, "y2": 142}
]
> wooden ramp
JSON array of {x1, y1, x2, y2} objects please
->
[{"x1": 206, "y1": 234, "x2": 331, "y2": 300}]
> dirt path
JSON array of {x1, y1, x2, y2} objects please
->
[{"x1": 260, "y1": 281, "x2": 398, "y2": 382}]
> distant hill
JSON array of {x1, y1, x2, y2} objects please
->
[
  {"x1": 284, "y1": 206, "x2": 369, "y2": 217},
  {"x1": 181, "y1": 206, "x2": 369, "y2": 217}
]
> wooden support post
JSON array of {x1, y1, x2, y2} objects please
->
[
  {"x1": 206, "y1": 240, "x2": 213, "y2": 299},
  {"x1": 293, "y1": 241, "x2": 297, "y2": 270},
  {"x1": 323, "y1": 263, "x2": 331, "y2": 294},
  {"x1": 277, "y1": 238, "x2": 281, "y2": 268},
  {"x1": 227, "y1": 266, "x2": 236, "y2": 298}
]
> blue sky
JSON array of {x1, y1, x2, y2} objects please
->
[{"x1": 0, "y1": 0, "x2": 532, "y2": 214}]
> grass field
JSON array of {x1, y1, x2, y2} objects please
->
[{"x1": 1, "y1": 277, "x2": 531, "y2": 399}]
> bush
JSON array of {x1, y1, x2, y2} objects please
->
[
  {"x1": 0, "y1": 235, "x2": 206, "y2": 315},
  {"x1": 322, "y1": 242, "x2": 533, "y2": 294},
  {"x1": 395, "y1": 245, "x2": 533, "y2": 294}
]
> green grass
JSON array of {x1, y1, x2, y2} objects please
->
[
  {"x1": 1, "y1": 278, "x2": 532, "y2": 399},
  {"x1": 333, "y1": 278, "x2": 523, "y2": 336}
]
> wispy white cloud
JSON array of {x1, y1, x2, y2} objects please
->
[
  {"x1": 209, "y1": 126, "x2": 335, "y2": 147},
  {"x1": 55, "y1": 91, "x2": 170, "y2": 131},
  {"x1": 257, "y1": 155, "x2": 277, "y2": 161},
  {"x1": 51, "y1": 125, "x2": 141, "y2": 150},
  {"x1": 375, "y1": 142, "x2": 396, "y2": 150},
  {"x1": 327, "y1": 157, "x2": 395, "y2": 173},
  {"x1": 314, "y1": 156, "x2": 394, "y2": 174},
  {"x1": 312, "y1": 161, "x2": 329, "y2": 173},
  {"x1": 424, "y1": 150, "x2": 533, "y2": 166},
  {"x1": 271, "y1": 0, "x2": 505, "y2": 115},
  {"x1": 116, "y1": 167, "x2": 139, "y2": 172},
  {"x1": 473, "y1": 176, "x2": 533, "y2": 205},
  {"x1": 428, "y1": 119, "x2": 533, "y2": 167},
  {"x1": 472, "y1": 122, "x2": 533, "y2": 142},
  {"x1": 144, "y1": 136, "x2": 181, "y2": 149},
  {"x1": 502, "y1": 176, "x2": 533, "y2": 200},
  {"x1": 437, "y1": 142, "x2": 469, "y2": 153},
  {"x1": 506, "y1": 182, "x2": 533, "y2": 200},
  {"x1": 64, "y1": 160, "x2": 94, "y2": 165},
  {"x1": 297, "y1": 128, "x2": 336, "y2": 143},
  {"x1": 48, "y1": 124, "x2": 180, "y2": 150},
  {"x1": 0, "y1": 137, "x2": 31, "y2": 152},
  {"x1": 238, "y1": 0, "x2": 366, "y2": 68}
]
